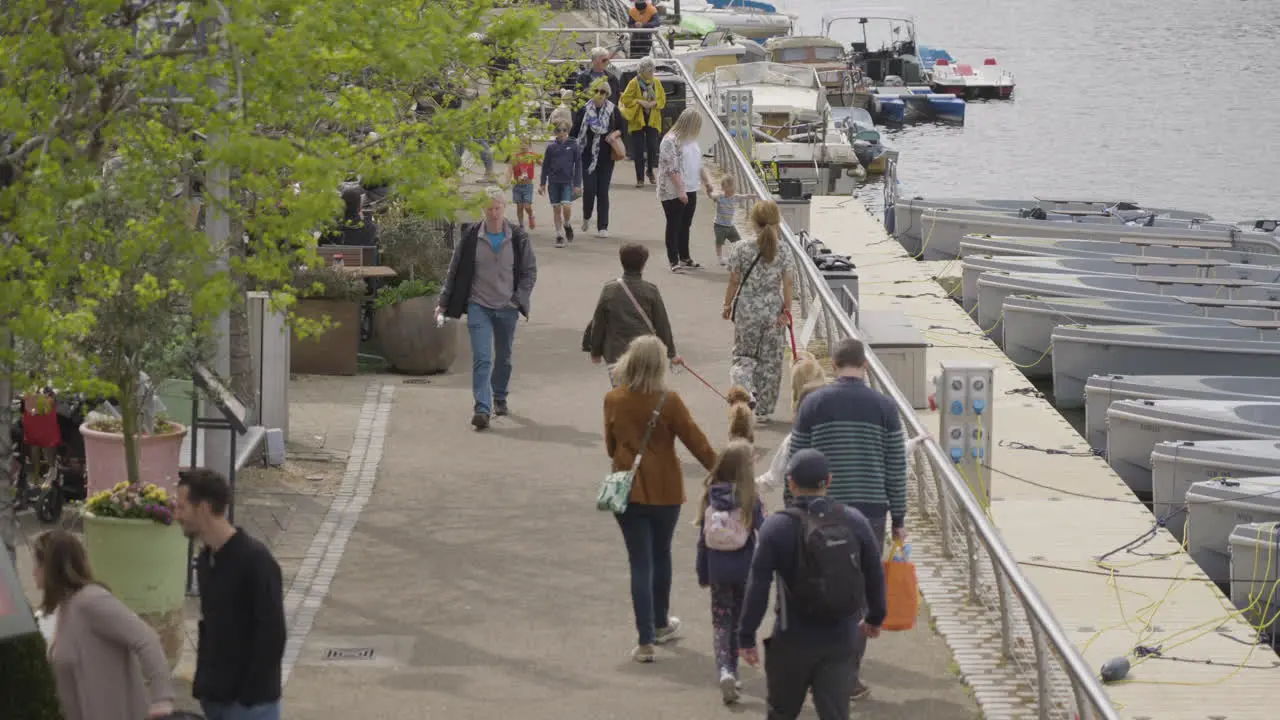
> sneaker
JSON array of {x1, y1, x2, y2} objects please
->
[
  {"x1": 556, "y1": 235, "x2": 566, "y2": 247},
  {"x1": 718, "y1": 257, "x2": 728, "y2": 267},
  {"x1": 754, "y1": 413, "x2": 771, "y2": 425},
  {"x1": 565, "y1": 225, "x2": 575, "y2": 243},
  {"x1": 581, "y1": 218, "x2": 589, "y2": 232},
  {"x1": 719, "y1": 670, "x2": 741, "y2": 705},
  {"x1": 735, "y1": 675, "x2": 744, "y2": 690},
  {"x1": 471, "y1": 412, "x2": 490, "y2": 430},
  {"x1": 670, "y1": 263, "x2": 683, "y2": 273},
  {"x1": 632, "y1": 644, "x2": 656, "y2": 663},
  {"x1": 655, "y1": 617, "x2": 682, "y2": 644},
  {"x1": 681, "y1": 259, "x2": 702, "y2": 269},
  {"x1": 635, "y1": 181, "x2": 645, "y2": 188},
  {"x1": 851, "y1": 681, "x2": 871, "y2": 702},
  {"x1": 528, "y1": 215, "x2": 536, "y2": 230},
  {"x1": 494, "y1": 400, "x2": 509, "y2": 417},
  {"x1": 596, "y1": 229, "x2": 610, "y2": 238},
  {"x1": 647, "y1": 170, "x2": 656, "y2": 185}
]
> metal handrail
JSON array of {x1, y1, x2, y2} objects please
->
[{"x1": 577, "y1": 2, "x2": 1119, "y2": 718}]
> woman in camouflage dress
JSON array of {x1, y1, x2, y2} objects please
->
[{"x1": 721, "y1": 200, "x2": 794, "y2": 422}]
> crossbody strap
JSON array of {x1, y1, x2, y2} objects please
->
[
  {"x1": 631, "y1": 391, "x2": 669, "y2": 470},
  {"x1": 616, "y1": 278, "x2": 656, "y2": 335},
  {"x1": 730, "y1": 252, "x2": 764, "y2": 319}
]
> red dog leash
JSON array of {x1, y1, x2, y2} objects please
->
[
  {"x1": 678, "y1": 362, "x2": 729, "y2": 403},
  {"x1": 785, "y1": 311, "x2": 799, "y2": 360}
]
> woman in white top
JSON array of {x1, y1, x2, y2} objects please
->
[{"x1": 656, "y1": 108, "x2": 713, "y2": 272}]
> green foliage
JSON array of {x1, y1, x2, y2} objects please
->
[
  {"x1": 376, "y1": 202, "x2": 454, "y2": 283},
  {"x1": 0, "y1": 0, "x2": 568, "y2": 483},
  {"x1": 293, "y1": 264, "x2": 367, "y2": 302},
  {"x1": 0, "y1": 632, "x2": 64, "y2": 720},
  {"x1": 374, "y1": 278, "x2": 442, "y2": 309}
]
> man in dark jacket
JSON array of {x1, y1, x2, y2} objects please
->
[
  {"x1": 738, "y1": 449, "x2": 887, "y2": 720},
  {"x1": 585, "y1": 242, "x2": 680, "y2": 382},
  {"x1": 437, "y1": 189, "x2": 538, "y2": 430}
]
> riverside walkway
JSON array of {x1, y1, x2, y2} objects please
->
[{"x1": 275, "y1": 178, "x2": 979, "y2": 718}]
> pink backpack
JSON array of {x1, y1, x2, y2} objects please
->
[{"x1": 704, "y1": 505, "x2": 751, "y2": 551}]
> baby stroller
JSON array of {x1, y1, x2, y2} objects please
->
[{"x1": 10, "y1": 391, "x2": 92, "y2": 523}]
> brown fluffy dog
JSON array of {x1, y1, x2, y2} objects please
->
[
  {"x1": 726, "y1": 385, "x2": 755, "y2": 444},
  {"x1": 790, "y1": 352, "x2": 826, "y2": 411}
]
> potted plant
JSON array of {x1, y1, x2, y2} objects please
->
[
  {"x1": 371, "y1": 204, "x2": 458, "y2": 374},
  {"x1": 82, "y1": 482, "x2": 187, "y2": 668},
  {"x1": 0, "y1": 633, "x2": 63, "y2": 720},
  {"x1": 289, "y1": 263, "x2": 367, "y2": 376}
]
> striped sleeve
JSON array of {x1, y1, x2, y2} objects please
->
[{"x1": 884, "y1": 409, "x2": 908, "y2": 528}]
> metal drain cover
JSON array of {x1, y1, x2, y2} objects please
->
[{"x1": 323, "y1": 647, "x2": 375, "y2": 661}]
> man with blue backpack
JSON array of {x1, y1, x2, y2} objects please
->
[{"x1": 736, "y1": 449, "x2": 887, "y2": 720}]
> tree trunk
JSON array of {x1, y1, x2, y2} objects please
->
[
  {"x1": 0, "y1": 632, "x2": 64, "y2": 720},
  {"x1": 0, "y1": 327, "x2": 15, "y2": 564},
  {"x1": 118, "y1": 377, "x2": 142, "y2": 486},
  {"x1": 228, "y1": 216, "x2": 256, "y2": 420}
]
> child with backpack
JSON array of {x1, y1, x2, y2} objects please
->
[{"x1": 695, "y1": 439, "x2": 766, "y2": 705}]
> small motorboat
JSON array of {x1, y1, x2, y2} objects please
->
[
  {"x1": 831, "y1": 106, "x2": 899, "y2": 175},
  {"x1": 929, "y1": 57, "x2": 1015, "y2": 100}
]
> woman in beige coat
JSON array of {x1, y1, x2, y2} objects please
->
[{"x1": 33, "y1": 530, "x2": 176, "y2": 720}]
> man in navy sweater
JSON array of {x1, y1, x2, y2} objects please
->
[
  {"x1": 738, "y1": 449, "x2": 887, "y2": 720},
  {"x1": 789, "y1": 337, "x2": 906, "y2": 700}
]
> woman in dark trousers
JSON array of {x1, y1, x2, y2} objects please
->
[
  {"x1": 656, "y1": 108, "x2": 714, "y2": 271},
  {"x1": 572, "y1": 78, "x2": 625, "y2": 238},
  {"x1": 604, "y1": 335, "x2": 717, "y2": 663},
  {"x1": 619, "y1": 57, "x2": 667, "y2": 187}
]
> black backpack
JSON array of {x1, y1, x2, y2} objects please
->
[{"x1": 779, "y1": 505, "x2": 866, "y2": 623}]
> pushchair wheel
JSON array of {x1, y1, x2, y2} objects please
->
[{"x1": 36, "y1": 487, "x2": 62, "y2": 523}]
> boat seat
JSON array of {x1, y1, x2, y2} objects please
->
[
  {"x1": 1141, "y1": 276, "x2": 1257, "y2": 286},
  {"x1": 1112, "y1": 256, "x2": 1228, "y2": 267},
  {"x1": 1175, "y1": 296, "x2": 1280, "y2": 309},
  {"x1": 1229, "y1": 319, "x2": 1280, "y2": 330},
  {"x1": 955, "y1": 64, "x2": 975, "y2": 76}
]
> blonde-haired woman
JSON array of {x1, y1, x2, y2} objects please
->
[
  {"x1": 722, "y1": 199, "x2": 795, "y2": 422},
  {"x1": 33, "y1": 530, "x2": 176, "y2": 720},
  {"x1": 604, "y1": 335, "x2": 717, "y2": 663},
  {"x1": 657, "y1": 108, "x2": 714, "y2": 271},
  {"x1": 620, "y1": 57, "x2": 666, "y2": 187},
  {"x1": 572, "y1": 78, "x2": 625, "y2": 237}
]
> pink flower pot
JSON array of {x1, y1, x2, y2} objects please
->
[{"x1": 81, "y1": 422, "x2": 189, "y2": 495}]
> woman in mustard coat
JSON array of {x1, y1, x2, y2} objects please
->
[{"x1": 620, "y1": 57, "x2": 667, "y2": 187}]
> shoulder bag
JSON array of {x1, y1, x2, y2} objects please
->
[
  {"x1": 615, "y1": 278, "x2": 656, "y2": 334},
  {"x1": 728, "y1": 252, "x2": 763, "y2": 322},
  {"x1": 597, "y1": 392, "x2": 668, "y2": 514}
]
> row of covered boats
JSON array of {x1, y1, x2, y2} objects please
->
[{"x1": 884, "y1": 192, "x2": 1280, "y2": 638}]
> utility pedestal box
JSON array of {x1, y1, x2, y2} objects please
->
[
  {"x1": 776, "y1": 198, "x2": 811, "y2": 236},
  {"x1": 934, "y1": 362, "x2": 996, "y2": 508},
  {"x1": 857, "y1": 310, "x2": 928, "y2": 410}
]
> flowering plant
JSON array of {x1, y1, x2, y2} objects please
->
[{"x1": 84, "y1": 482, "x2": 176, "y2": 526}]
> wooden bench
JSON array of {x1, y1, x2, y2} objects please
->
[
  {"x1": 342, "y1": 266, "x2": 397, "y2": 279},
  {"x1": 317, "y1": 245, "x2": 377, "y2": 268}
]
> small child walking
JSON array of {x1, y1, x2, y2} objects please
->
[
  {"x1": 509, "y1": 137, "x2": 540, "y2": 230},
  {"x1": 708, "y1": 175, "x2": 744, "y2": 266},
  {"x1": 696, "y1": 439, "x2": 766, "y2": 705},
  {"x1": 539, "y1": 120, "x2": 583, "y2": 247}
]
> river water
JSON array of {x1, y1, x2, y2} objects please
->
[{"x1": 783, "y1": 0, "x2": 1279, "y2": 222}]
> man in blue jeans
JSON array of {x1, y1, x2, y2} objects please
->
[{"x1": 437, "y1": 189, "x2": 538, "y2": 430}]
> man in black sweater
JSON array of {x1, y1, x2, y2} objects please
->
[
  {"x1": 175, "y1": 469, "x2": 286, "y2": 720},
  {"x1": 738, "y1": 449, "x2": 886, "y2": 720}
]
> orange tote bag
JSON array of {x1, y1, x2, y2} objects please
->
[{"x1": 881, "y1": 541, "x2": 918, "y2": 631}]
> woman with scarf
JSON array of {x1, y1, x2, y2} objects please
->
[
  {"x1": 620, "y1": 57, "x2": 667, "y2": 188},
  {"x1": 572, "y1": 78, "x2": 626, "y2": 238}
]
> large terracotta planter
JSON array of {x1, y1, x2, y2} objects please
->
[
  {"x1": 372, "y1": 294, "x2": 459, "y2": 374},
  {"x1": 81, "y1": 422, "x2": 188, "y2": 496},
  {"x1": 82, "y1": 513, "x2": 187, "y2": 669},
  {"x1": 290, "y1": 298, "x2": 360, "y2": 376}
]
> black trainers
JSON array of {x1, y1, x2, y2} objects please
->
[
  {"x1": 681, "y1": 258, "x2": 702, "y2": 269},
  {"x1": 494, "y1": 400, "x2": 509, "y2": 417},
  {"x1": 851, "y1": 681, "x2": 871, "y2": 702},
  {"x1": 670, "y1": 263, "x2": 683, "y2": 273},
  {"x1": 565, "y1": 225, "x2": 575, "y2": 243},
  {"x1": 471, "y1": 412, "x2": 490, "y2": 430}
]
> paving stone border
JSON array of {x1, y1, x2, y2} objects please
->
[{"x1": 281, "y1": 380, "x2": 395, "y2": 685}]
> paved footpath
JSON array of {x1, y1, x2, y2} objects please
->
[{"x1": 277, "y1": 179, "x2": 980, "y2": 718}]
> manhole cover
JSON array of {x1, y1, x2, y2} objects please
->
[{"x1": 323, "y1": 647, "x2": 375, "y2": 661}]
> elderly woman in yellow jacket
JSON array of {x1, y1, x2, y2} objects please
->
[{"x1": 620, "y1": 57, "x2": 667, "y2": 188}]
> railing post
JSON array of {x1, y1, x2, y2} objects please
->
[
  {"x1": 963, "y1": 512, "x2": 978, "y2": 603},
  {"x1": 991, "y1": 558, "x2": 1013, "y2": 659},
  {"x1": 1030, "y1": 619, "x2": 1053, "y2": 720},
  {"x1": 937, "y1": 463, "x2": 953, "y2": 558}
]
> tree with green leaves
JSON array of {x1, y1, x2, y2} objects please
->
[{"x1": 0, "y1": 0, "x2": 568, "y2": 688}]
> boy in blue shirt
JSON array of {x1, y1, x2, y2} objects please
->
[{"x1": 539, "y1": 120, "x2": 583, "y2": 248}]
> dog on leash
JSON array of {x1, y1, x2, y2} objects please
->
[
  {"x1": 790, "y1": 350, "x2": 826, "y2": 411},
  {"x1": 726, "y1": 385, "x2": 755, "y2": 444}
]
